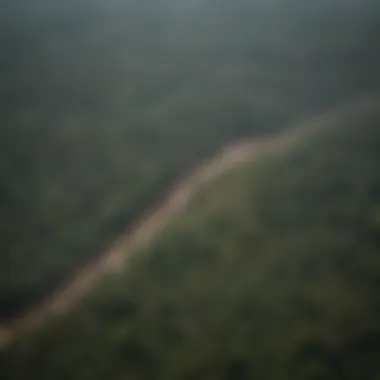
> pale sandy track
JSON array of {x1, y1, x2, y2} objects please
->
[{"x1": 0, "y1": 96, "x2": 376, "y2": 346}]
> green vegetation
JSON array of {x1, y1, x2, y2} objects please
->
[
  {"x1": 1, "y1": 0, "x2": 380, "y2": 319},
  {"x1": 1, "y1": 99, "x2": 379, "y2": 379}
]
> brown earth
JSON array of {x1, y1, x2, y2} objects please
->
[{"x1": 0, "y1": 96, "x2": 375, "y2": 346}]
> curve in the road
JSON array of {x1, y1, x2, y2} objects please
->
[{"x1": 0, "y1": 96, "x2": 375, "y2": 346}]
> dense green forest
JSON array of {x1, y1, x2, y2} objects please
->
[
  {"x1": 1, "y1": 98, "x2": 379, "y2": 379},
  {"x1": 1, "y1": 0, "x2": 380, "y2": 320}
]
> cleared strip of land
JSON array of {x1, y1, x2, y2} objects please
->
[{"x1": 0, "y1": 96, "x2": 375, "y2": 345}]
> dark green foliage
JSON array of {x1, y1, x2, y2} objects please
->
[
  {"x1": 1, "y1": 0, "x2": 380, "y2": 318},
  {"x1": 1, "y1": 100, "x2": 380, "y2": 379}
]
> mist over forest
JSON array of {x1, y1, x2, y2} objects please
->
[{"x1": 0, "y1": 1, "x2": 380, "y2": 379}]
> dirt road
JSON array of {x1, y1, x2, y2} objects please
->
[{"x1": 0, "y1": 96, "x2": 375, "y2": 346}]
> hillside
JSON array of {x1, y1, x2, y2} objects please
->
[
  {"x1": 1, "y1": 100, "x2": 379, "y2": 379},
  {"x1": 1, "y1": 0, "x2": 380, "y2": 320}
]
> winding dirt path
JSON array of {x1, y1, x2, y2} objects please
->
[{"x1": 0, "y1": 96, "x2": 375, "y2": 346}]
